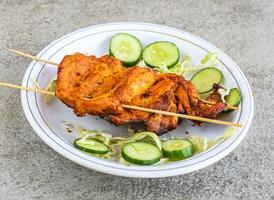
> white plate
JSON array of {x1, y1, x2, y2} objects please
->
[{"x1": 21, "y1": 22, "x2": 254, "y2": 178}]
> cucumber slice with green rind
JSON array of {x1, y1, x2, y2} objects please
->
[
  {"x1": 142, "y1": 41, "x2": 180, "y2": 68},
  {"x1": 162, "y1": 139, "x2": 194, "y2": 161},
  {"x1": 224, "y1": 88, "x2": 241, "y2": 113},
  {"x1": 122, "y1": 142, "x2": 162, "y2": 165},
  {"x1": 109, "y1": 33, "x2": 142, "y2": 67},
  {"x1": 191, "y1": 67, "x2": 224, "y2": 94},
  {"x1": 74, "y1": 138, "x2": 109, "y2": 154}
]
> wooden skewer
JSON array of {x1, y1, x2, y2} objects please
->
[
  {"x1": 7, "y1": 49, "x2": 239, "y2": 111},
  {"x1": 0, "y1": 82, "x2": 242, "y2": 127},
  {"x1": 0, "y1": 82, "x2": 55, "y2": 95},
  {"x1": 122, "y1": 105, "x2": 242, "y2": 127},
  {"x1": 7, "y1": 48, "x2": 59, "y2": 66}
]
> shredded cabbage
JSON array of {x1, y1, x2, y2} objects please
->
[
  {"x1": 44, "y1": 76, "x2": 57, "y2": 104},
  {"x1": 169, "y1": 56, "x2": 191, "y2": 76},
  {"x1": 200, "y1": 52, "x2": 219, "y2": 67},
  {"x1": 150, "y1": 52, "x2": 219, "y2": 76},
  {"x1": 30, "y1": 77, "x2": 57, "y2": 104},
  {"x1": 183, "y1": 52, "x2": 219, "y2": 74},
  {"x1": 188, "y1": 135, "x2": 208, "y2": 153},
  {"x1": 31, "y1": 78, "x2": 41, "y2": 90},
  {"x1": 80, "y1": 130, "x2": 112, "y2": 145},
  {"x1": 188, "y1": 127, "x2": 236, "y2": 154},
  {"x1": 109, "y1": 132, "x2": 162, "y2": 151},
  {"x1": 133, "y1": 132, "x2": 162, "y2": 150},
  {"x1": 153, "y1": 55, "x2": 191, "y2": 76},
  {"x1": 136, "y1": 60, "x2": 147, "y2": 67},
  {"x1": 207, "y1": 127, "x2": 236, "y2": 148}
]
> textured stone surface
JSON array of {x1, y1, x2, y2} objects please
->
[{"x1": 0, "y1": 0, "x2": 273, "y2": 199}]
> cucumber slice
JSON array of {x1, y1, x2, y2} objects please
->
[
  {"x1": 142, "y1": 41, "x2": 180, "y2": 68},
  {"x1": 122, "y1": 142, "x2": 162, "y2": 165},
  {"x1": 224, "y1": 88, "x2": 241, "y2": 112},
  {"x1": 162, "y1": 139, "x2": 194, "y2": 161},
  {"x1": 191, "y1": 67, "x2": 224, "y2": 94},
  {"x1": 109, "y1": 33, "x2": 142, "y2": 67},
  {"x1": 74, "y1": 138, "x2": 109, "y2": 154}
]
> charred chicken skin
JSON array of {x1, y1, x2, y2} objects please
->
[{"x1": 56, "y1": 53, "x2": 227, "y2": 134}]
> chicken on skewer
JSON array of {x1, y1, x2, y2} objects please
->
[{"x1": 56, "y1": 53, "x2": 227, "y2": 134}]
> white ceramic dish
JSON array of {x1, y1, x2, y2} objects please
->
[{"x1": 21, "y1": 22, "x2": 254, "y2": 178}]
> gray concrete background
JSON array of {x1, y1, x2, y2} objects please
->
[{"x1": 0, "y1": 0, "x2": 273, "y2": 199}]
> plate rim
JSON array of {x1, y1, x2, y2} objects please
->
[{"x1": 21, "y1": 22, "x2": 254, "y2": 178}]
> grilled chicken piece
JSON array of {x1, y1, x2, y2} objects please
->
[
  {"x1": 74, "y1": 66, "x2": 157, "y2": 116},
  {"x1": 118, "y1": 76, "x2": 179, "y2": 133},
  {"x1": 56, "y1": 53, "x2": 227, "y2": 134},
  {"x1": 56, "y1": 53, "x2": 123, "y2": 109}
]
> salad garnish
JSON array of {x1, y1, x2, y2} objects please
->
[{"x1": 64, "y1": 122, "x2": 236, "y2": 166}]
